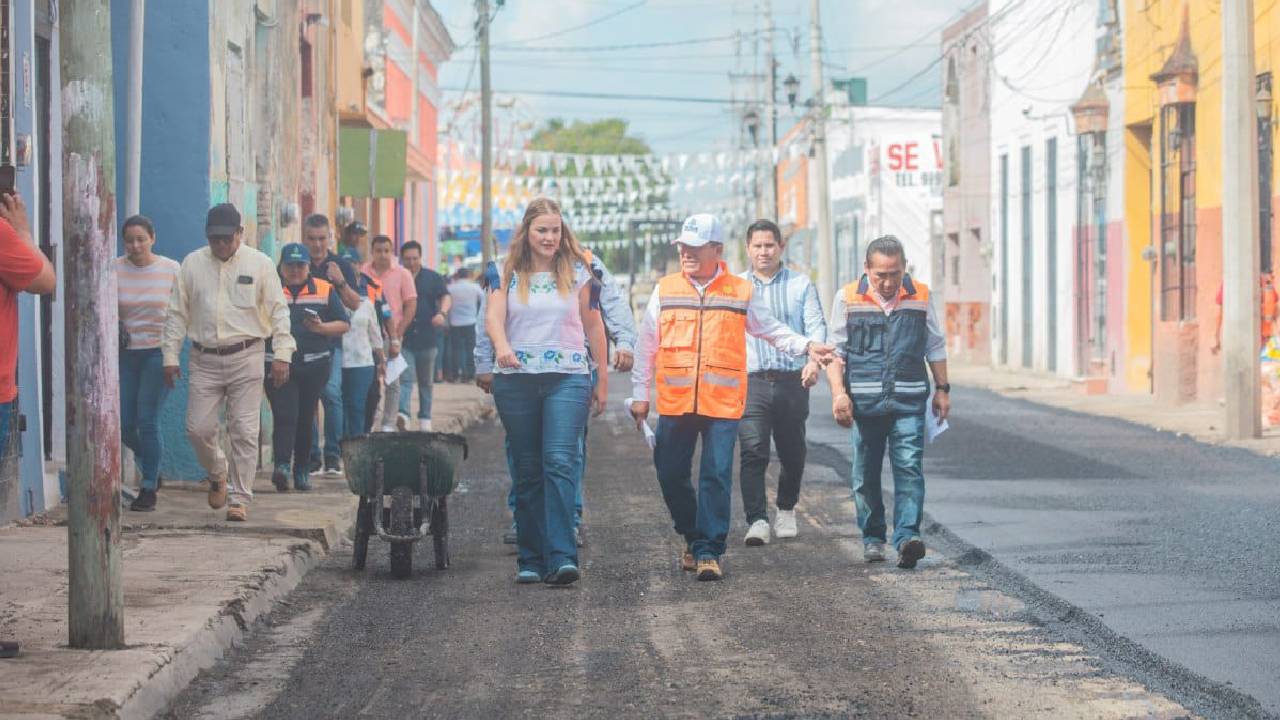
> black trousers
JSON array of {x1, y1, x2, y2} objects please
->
[
  {"x1": 265, "y1": 359, "x2": 330, "y2": 472},
  {"x1": 447, "y1": 324, "x2": 476, "y2": 380},
  {"x1": 738, "y1": 371, "x2": 810, "y2": 524}
]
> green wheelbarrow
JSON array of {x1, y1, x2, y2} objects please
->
[{"x1": 341, "y1": 431, "x2": 468, "y2": 579}]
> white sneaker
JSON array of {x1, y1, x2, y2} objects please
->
[
  {"x1": 744, "y1": 519, "x2": 771, "y2": 546},
  {"x1": 773, "y1": 509, "x2": 798, "y2": 539},
  {"x1": 418, "y1": 419, "x2": 432, "y2": 432},
  {"x1": 379, "y1": 425, "x2": 396, "y2": 433},
  {"x1": 395, "y1": 412, "x2": 410, "y2": 431}
]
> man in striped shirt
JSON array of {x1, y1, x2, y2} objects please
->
[{"x1": 737, "y1": 219, "x2": 827, "y2": 546}]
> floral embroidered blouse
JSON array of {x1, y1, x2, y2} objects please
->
[{"x1": 496, "y1": 266, "x2": 591, "y2": 375}]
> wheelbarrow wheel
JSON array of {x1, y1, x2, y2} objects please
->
[
  {"x1": 352, "y1": 496, "x2": 373, "y2": 571},
  {"x1": 389, "y1": 486, "x2": 414, "y2": 579},
  {"x1": 431, "y1": 497, "x2": 449, "y2": 570}
]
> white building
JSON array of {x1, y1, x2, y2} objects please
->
[
  {"x1": 988, "y1": 0, "x2": 1099, "y2": 375},
  {"x1": 822, "y1": 105, "x2": 944, "y2": 290}
]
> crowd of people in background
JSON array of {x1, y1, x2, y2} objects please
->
[{"x1": 6, "y1": 199, "x2": 486, "y2": 522}]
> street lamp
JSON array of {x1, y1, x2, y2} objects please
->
[
  {"x1": 1256, "y1": 77, "x2": 1273, "y2": 122},
  {"x1": 743, "y1": 108, "x2": 760, "y2": 145},
  {"x1": 784, "y1": 74, "x2": 800, "y2": 110}
]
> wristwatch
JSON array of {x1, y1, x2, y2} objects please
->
[{"x1": 936, "y1": 383, "x2": 951, "y2": 393}]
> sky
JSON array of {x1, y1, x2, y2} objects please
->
[{"x1": 432, "y1": 0, "x2": 976, "y2": 156}]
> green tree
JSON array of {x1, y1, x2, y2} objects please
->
[
  {"x1": 524, "y1": 118, "x2": 671, "y2": 272},
  {"x1": 529, "y1": 118, "x2": 653, "y2": 155}
]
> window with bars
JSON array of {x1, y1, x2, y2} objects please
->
[{"x1": 1159, "y1": 103, "x2": 1196, "y2": 321}]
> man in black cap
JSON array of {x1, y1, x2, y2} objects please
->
[{"x1": 162, "y1": 203, "x2": 294, "y2": 521}]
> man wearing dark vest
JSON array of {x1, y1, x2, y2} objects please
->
[
  {"x1": 825, "y1": 235, "x2": 950, "y2": 569},
  {"x1": 631, "y1": 213, "x2": 834, "y2": 581}
]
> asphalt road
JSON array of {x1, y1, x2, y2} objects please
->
[
  {"x1": 166, "y1": 374, "x2": 1243, "y2": 719},
  {"x1": 806, "y1": 383, "x2": 1280, "y2": 718}
]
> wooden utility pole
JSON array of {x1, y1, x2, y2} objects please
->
[
  {"x1": 478, "y1": 0, "x2": 493, "y2": 264},
  {"x1": 62, "y1": 0, "x2": 123, "y2": 648},
  {"x1": 762, "y1": 0, "x2": 777, "y2": 220},
  {"x1": 810, "y1": 0, "x2": 835, "y2": 304},
  {"x1": 1223, "y1": 0, "x2": 1262, "y2": 440}
]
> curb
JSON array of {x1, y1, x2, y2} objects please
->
[
  {"x1": 120, "y1": 395, "x2": 494, "y2": 720},
  {"x1": 121, "y1": 541, "x2": 320, "y2": 720}
]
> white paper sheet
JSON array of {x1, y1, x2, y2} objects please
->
[
  {"x1": 623, "y1": 397, "x2": 658, "y2": 449},
  {"x1": 384, "y1": 354, "x2": 408, "y2": 386},
  {"x1": 926, "y1": 393, "x2": 949, "y2": 443}
]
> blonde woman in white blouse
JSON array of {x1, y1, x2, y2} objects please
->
[{"x1": 485, "y1": 197, "x2": 607, "y2": 586}]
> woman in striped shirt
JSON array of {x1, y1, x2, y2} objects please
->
[{"x1": 116, "y1": 215, "x2": 180, "y2": 511}]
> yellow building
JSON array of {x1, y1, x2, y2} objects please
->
[{"x1": 1124, "y1": 1, "x2": 1280, "y2": 403}]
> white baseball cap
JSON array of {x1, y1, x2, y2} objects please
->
[{"x1": 674, "y1": 213, "x2": 724, "y2": 247}]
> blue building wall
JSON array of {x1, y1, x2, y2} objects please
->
[
  {"x1": 111, "y1": 0, "x2": 211, "y2": 481},
  {"x1": 14, "y1": 0, "x2": 45, "y2": 514}
]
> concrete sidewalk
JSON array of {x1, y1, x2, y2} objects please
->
[
  {"x1": 951, "y1": 362, "x2": 1280, "y2": 457},
  {"x1": 0, "y1": 382, "x2": 493, "y2": 719}
]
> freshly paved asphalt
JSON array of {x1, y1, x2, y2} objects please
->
[
  {"x1": 163, "y1": 375, "x2": 1275, "y2": 719},
  {"x1": 807, "y1": 383, "x2": 1280, "y2": 716}
]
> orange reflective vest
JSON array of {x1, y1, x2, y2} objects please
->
[
  {"x1": 277, "y1": 276, "x2": 336, "y2": 361},
  {"x1": 655, "y1": 263, "x2": 752, "y2": 419}
]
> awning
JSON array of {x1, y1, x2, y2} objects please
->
[{"x1": 339, "y1": 127, "x2": 407, "y2": 198}]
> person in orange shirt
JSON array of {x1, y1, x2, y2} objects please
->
[{"x1": 1211, "y1": 275, "x2": 1278, "y2": 353}]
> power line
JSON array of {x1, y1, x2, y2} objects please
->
[
  {"x1": 843, "y1": 7, "x2": 972, "y2": 77},
  {"x1": 441, "y1": 86, "x2": 735, "y2": 104},
  {"x1": 488, "y1": 29, "x2": 783, "y2": 53},
  {"x1": 494, "y1": 1, "x2": 647, "y2": 46}
]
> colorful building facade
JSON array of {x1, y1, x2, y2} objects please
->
[{"x1": 1123, "y1": 0, "x2": 1280, "y2": 405}]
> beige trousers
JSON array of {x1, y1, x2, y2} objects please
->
[
  {"x1": 378, "y1": 338, "x2": 402, "y2": 429},
  {"x1": 186, "y1": 344, "x2": 266, "y2": 505}
]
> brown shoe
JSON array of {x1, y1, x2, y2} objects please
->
[
  {"x1": 225, "y1": 504, "x2": 247, "y2": 522},
  {"x1": 207, "y1": 477, "x2": 228, "y2": 509},
  {"x1": 695, "y1": 558, "x2": 722, "y2": 581},
  {"x1": 680, "y1": 551, "x2": 696, "y2": 572}
]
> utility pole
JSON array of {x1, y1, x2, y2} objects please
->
[
  {"x1": 1223, "y1": 0, "x2": 1261, "y2": 440},
  {"x1": 763, "y1": 0, "x2": 777, "y2": 220},
  {"x1": 478, "y1": 0, "x2": 493, "y2": 265},
  {"x1": 810, "y1": 0, "x2": 835, "y2": 304},
  {"x1": 125, "y1": 0, "x2": 144, "y2": 216},
  {"x1": 62, "y1": 0, "x2": 123, "y2": 649}
]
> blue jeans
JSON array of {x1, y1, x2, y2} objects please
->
[
  {"x1": 0, "y1": 399, "x2": 12, "y2": 462},
  {"x1": 506, "y1": 433, "x2": 585, "y2": 525},
  {"x1": 507, "y1": 369, "x2": 593, "y2": 524},
  {"x1": 341, "y1": 366, "x2": 375, "y2": 438},
  {"x1": 313, "y1": 346, "x2": 344, "y2": 464},
  {"x1": 850, "y1": 413, "x2": 926, "y2": 548},
  {"x1": 653, "y1": 414, "x2": 740, "y2": 560},
  {"x1": 493, "y1": 372, "x2": 590, "y2": 575},
  {"x1": 398, "y1": 346, "x2": 438, "y2": 419},
  {"x1": 120, "y1": 348, "x2": 168, "y2": 490}
]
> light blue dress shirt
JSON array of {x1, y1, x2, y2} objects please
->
[{"x1": 739, "y1": 266, "x2": 827, "y2": 373}]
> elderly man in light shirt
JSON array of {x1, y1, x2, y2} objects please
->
[
  {"x1": 162, "y1": 203, "x2": 294, "y2": 522},
  {"x1": 736, "y1": 219, "x2": 827, "y2": 547}
]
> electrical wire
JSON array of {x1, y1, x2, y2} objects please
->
[
  {"x1": 493, "y1": 1, "x2": 647, "y2": 46},
  {"x1": 440, "y1": 86, "x2": 736, "y2": 104}
]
